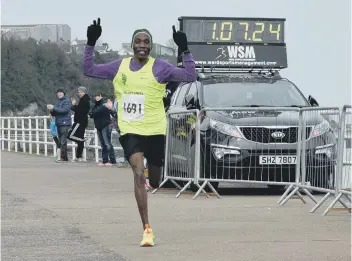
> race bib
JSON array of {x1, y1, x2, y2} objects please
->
[{"x1": 122, "y1": 94, "x2": 145, "y2": 122}]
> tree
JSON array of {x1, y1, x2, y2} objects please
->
[
  {"x1": 1, "y1": 36, "x2": 116, "y2": 114},
  {"x1": 166, "y1": 38, "x2": 177, "y2": 57},
  {"x1": 1, "y1": 37, "x2": 172, "y2": 115}
]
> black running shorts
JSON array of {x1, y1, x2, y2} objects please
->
[{"x1": 119, "y1": 134, "x2": 165, "y2": 167}]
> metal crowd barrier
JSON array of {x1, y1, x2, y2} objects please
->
[
  {"x1": 2, "y1": 106, "x2": 351, "y2": 213},
  {"x1": 277, "y1": 107, "x2": 352, "y2": 215},
  {"x1": 152, "y1": 110, "x2": 209, "y2": 198},
  {"x1": 153, "y1": 105, "x2": 351, "y2": 211},
  {"x1": 192, "y1": 107, "x2": 307, "y2": 200},
  {"x1": 0, "y1": 116, "x2": 123, "y2": 162},
  {"x1": 277, "y1": 107, "x2": 340, "y2": 206},
  {"x1": 320, "y1": 105, "x2": 352, "y2": 215},
  {"x1": 153, "y1": 107, "x2": 309, "y2": 200}
]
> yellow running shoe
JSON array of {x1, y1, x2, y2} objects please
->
[{"x1": 140, "y1": 224, "x2": 155, "y2": 247}]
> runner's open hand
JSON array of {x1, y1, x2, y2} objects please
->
[
  {"x1": 172, "y1": 25, "x2": 188, "y2": 53},
  {"x1": 87, "y1": 18, "x2": 102, "y2": 46}
]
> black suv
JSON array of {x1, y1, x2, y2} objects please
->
[{"x1": 166, "y1": 72, "x2": 336, "y2": 190}]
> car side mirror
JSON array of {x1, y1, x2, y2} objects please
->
[
  {"x1": 185, "y1": 94, "x2": 196, "y2": 109},
  {"x1": 308, "y1": 95, "x2": 319, "y2": 107}
]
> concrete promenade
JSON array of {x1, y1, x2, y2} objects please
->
[{"x1": 1, "y1": 151, "x2": 351, "y2": 261}]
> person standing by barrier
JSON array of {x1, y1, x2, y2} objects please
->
[
  {"x1": 47, "y1": 88, "x2": 72, "y2": 163},
  {"x1": 89, "y1": 93, "x2": 117, "y2": 166},
  {"x1": 68, "y1": 86, "x2": 91, "y2": 162},
  {"x1": 105, "y1": 98, "x2": 130, "y2": 167},
  {"x1": 50, "y1": 116, "x2": 61, "y2": 161},
  {"x1": 83, "y1": 18, "x2": 196, "y2": 246}
]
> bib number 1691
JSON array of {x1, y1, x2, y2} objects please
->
[{"x1": 123, "y1": 102, "x2": 142, "y2": 114}]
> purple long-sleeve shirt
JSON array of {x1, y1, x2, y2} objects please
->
[{"x1": 83, "y1": 45, "x2": 197, "y2": 83}]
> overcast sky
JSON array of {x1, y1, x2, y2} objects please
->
[{"x1": 1, "y1": 0, "x2": 351, "y2": 106}]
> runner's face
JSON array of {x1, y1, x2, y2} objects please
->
[
  {"x1": 133, "y1": 33, "x2": 151, "y2": 60},
  {"x1": 95, "y1": 95, "x2": 102, "y2": 101}
]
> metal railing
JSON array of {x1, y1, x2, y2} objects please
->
[
  {"x1": 1, "y1": 105, "x2": 351, "y2": 216},
  {"x1": 277, "y1": 107, "x2": 340, "y2": 206},
  {"x1": 193, "y1": 107, "x2": 308, "y2": 200},
  {"x1": 154, "y1": 110, "x2": 209, "y2": 198},
  {"x1": 152, "y1": 105, "x2": 351, "y2": 215},
  {"x1": 277, "y1": 107, "x2": 351, "y2": 215},
  {"x1": 319, "y1": 105, "x2": 352, "y2": 215},
  {"x1": 0, "y1": 116, "x2": 123, "y2": 162}
]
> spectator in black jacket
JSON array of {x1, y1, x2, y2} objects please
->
[
  {"x1": 68, "y1": 86, "x2": 91, "y2": 162},
  {"x1": 89, "y1": 93, "x2": 117, "y2": 166}
]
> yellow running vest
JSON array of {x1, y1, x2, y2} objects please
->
[{"x1": 113, "y1": 57, "x2": 167, "y2": 136}]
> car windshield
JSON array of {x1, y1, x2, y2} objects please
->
[{"x1": 203, "y1": 79, "x2": 309, "y2": 107}]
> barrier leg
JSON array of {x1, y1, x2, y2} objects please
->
[
  {"x1": 322, "y1": 192, "x2": 351, "y2": 216},
  {"x1": 207, "y1": 182, "x2": 222, "y2": 199},
  {"x1": 151, "y1": 178, "x2": 170, "y2": 194},
  {"x1": 175, "y1": 180, "x2": 192, "y2": 198},
  {"x1": 322, "y1": 192, "x2": 343, "y2": 216},
  {"x1": 344, "y1": 195, "x2": 351, "y2": 202},
  {"x1": 277, "y1": 184, "x2": 294, "y2": 204},
  {"x1": 302, "y1": 188, "x2": 318, "y2": 204},
  {"x1": 279, "y1": 186, "x2": 300, "y2": 206},
  {"x1": 198, "y1": 182, "x2": 211, "y2": 197},
  {"x1": 192, "y1": 181, "x2": 209, "y2": 200},
  {"x1": 337, "y1": 198, "x2": 351, "y2": 210},
  {"x1": 170, "y1": 179, "x2": 183, "y2": 190},
  {"x1": 310, "y1": 192, "x2": 331, "y2": 213},
  {"x1": 295, "y1": 190, "x2": 307, "y2": 204},
  {"x1": 152, "y1": 178, "x2": 183, "y2": 194}
]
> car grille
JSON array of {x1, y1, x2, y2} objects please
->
[{"x1": 240, "y1": 127, "x2": 312, "y2": 143}]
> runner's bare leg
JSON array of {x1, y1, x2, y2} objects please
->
[{"x1": 129, "y1": 152, "x2": 149, "y2": 230}]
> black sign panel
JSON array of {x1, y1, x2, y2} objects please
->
[
  {"x1": 180, "y1": 16, "x2": 285, "y2": 44},
  {"x1": 189, "y1": 44, "x2": 288, "y2": 69}
]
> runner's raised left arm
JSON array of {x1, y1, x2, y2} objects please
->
[
  {"x1": 154, "y1": 55, "x2": 196, "y2": 83},
  {"x1": 154, "y1": 26, "x2": 197, "y2": 83}
]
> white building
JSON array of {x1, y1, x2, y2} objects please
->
[
  {"x1": 1, "y1": 24, "x2": 71, "y2": 43},
  {"x1": 153, "y1": 43, "x2": 174, "y2": 56},
  {"x1": 71, "y1": 38, "x2": 110, "y2": 54}
]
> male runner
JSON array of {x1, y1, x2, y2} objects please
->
[{"x1": 83, "y1": 18, "x2": 196, "y2": 246}]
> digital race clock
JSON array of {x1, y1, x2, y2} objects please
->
[
  {"x1": 178, "y1": 16, "x2": 288, "y2": 69},
  {"x1": 180, "y1": 16, "x2": 285, "y2": 44}
]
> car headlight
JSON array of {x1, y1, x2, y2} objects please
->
[
  {"x1": 311, "y1": 120, "x2": 330, "y2": 137},
  {"x1": 209, "y1": 119, "x2": 244, "y2": 138}
]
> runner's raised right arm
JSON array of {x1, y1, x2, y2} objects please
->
[
  {"x1": 82, "y1": 45, "x2": 121, "y2": 80},
  {"x1": 82, "y1": 18, "x2": 120, "y2": 80}
]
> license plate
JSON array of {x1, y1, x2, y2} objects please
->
[{"x1": 259, "y1": 156, "x2": 297, "y2": 165}]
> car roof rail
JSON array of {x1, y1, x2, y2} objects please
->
[{"x1": 197, "y1": 70, "x2": 281, "y2": 81}]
